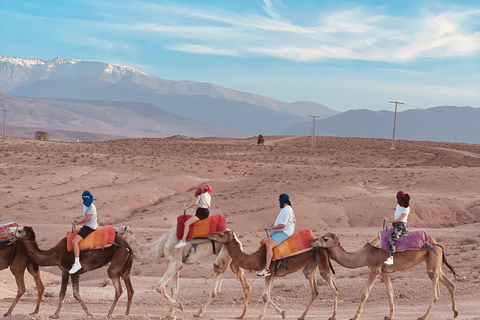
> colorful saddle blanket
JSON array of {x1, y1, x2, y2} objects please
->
[
  {"x1": 176, "y1": 215, "x2": 227, "y2": 240},
  {"x1": 66, "y1": 226, "x2": 115, "y2": 252},
  {"x1": 261, "y1": 228, "x2": 314, "y2": 261},
  {"x1": 0, "y1": 222, "x2": 19, "y2": 241},
  {"x1": 369, "y1": 229, "x2": 429, "y2": 252}
]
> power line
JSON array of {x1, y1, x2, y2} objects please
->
[
  {"x1": 389, "y1": 101, "x2": 404, "y2": 150},
  {"x1": 309, "y1": 115, "x2": 320, "y2": 148}
]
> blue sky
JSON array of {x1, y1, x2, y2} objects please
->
[{"x1": 1, "y1": 0, "x2": 479, "y2": 112}]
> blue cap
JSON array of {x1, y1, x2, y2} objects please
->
[{"x1": 279, "y1": 193, "x2": 289, "y2": 208}]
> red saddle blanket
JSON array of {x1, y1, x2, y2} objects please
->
[
  {"x1": 66, "y1": 226, "x2": 115, "y2": 252},
  {"x1": 370, "y1": 229, "x2": 429, "y2": 252},
  {"x1": 0, "y1": 222, "x2": 19, "y2": 241},
  {"x1": 176, "y1": 215, "x2": 227, "y2": 240},
  {"x1": 261, "y1": 228, "x2": 314, "y2": 261}
]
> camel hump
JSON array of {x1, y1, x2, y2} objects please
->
[
  {"x1": 0, "y1": 222, "x2": 19, "y2": 241},
  {"x1": 373, "y1": 229, "x2": 430, "y2": 252},
  {"x1": 66, "y1": 226, "x2": 116, "y2": 252},
  {"x1": 261, "y1": 228, "x2": 314, "y2": 261},
  {"x1": 176, "y1": 214, "x2": 227, "y2": 240}
]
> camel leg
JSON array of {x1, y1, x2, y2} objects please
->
[
  {"x1": 438, "y1": 272, "x2": 458, "y2": 318},
  {"x1": 298, "y1": 265, "x2": 319, "y2": 320},
  {"x1": 230, "y1": 262, "x2": 251, "y2": 319},
  {"x1": 50, "y1": 271, "x2": 69, "y2": 319},
  {"x1": 259, "y1": 277, "x2": 285, "y2": 320},
  {"x1": 381, "y1": 272, "x2": 395, "y2": 320},
  {"x1": 351, "y1": 269, "x2": 380, "y2": 320},
  {"x1": 107, "y1": 275, "x2": 123, "y2": 317},
  {"x1": 123, "y1": 273, "x2": 134, "y2": 315},
  {"x1": 71, "y1": 273, "x2": 93, "y2": 318},
  {"x1": 155, "y1": 260, "x2": 183, "y2": 318},
  {"x1": 194, "y1": 257, "x2": 230, "y2": 318},
  {"x1": 27, "y1": 262, "x2": 44, "y2": 315},
  {"x1": 4, "y1": 264, "x2": 27, "y2": 317},
  {"x1": 318, "y1": 264, "x2": 339, "y2": 320},
  {"x1": 417, "y1": 270, "x2": 441, "y2": 320}
]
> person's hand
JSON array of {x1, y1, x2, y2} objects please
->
[{"x1": 72, "y1": 220, "x2": 78, "y2": 225}]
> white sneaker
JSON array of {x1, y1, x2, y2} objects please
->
[
  {"x1": 384, "y1": 256, "x2": 394, "y2": 265},
  {"x1": 257, "y1": 268, "x2": 271, "y2": 277},
  {"x1": 69, "y1": 262, "x2": 82, "y2": 274},
  {"x1": 175, "y1": 240, "x2": 186, "y2": 249}
]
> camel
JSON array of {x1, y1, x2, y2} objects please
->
[
  {"x1": 0, "y1": 240, "x2": 44, "y2": 316},
  {"x1": 114, "y1": 225, "x2": 251, "y2": 319},
  {"x1": 208, "y1": 229, "x2": 339, "y2": 320},
  {"x1": 7, "y1": 226, "x2": 134, "y2": 319},
  {"x1": 311, "y1": 232, "x2": 459, "y2": 320}
]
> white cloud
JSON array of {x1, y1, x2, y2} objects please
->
[{"x1": 168, "y1": 44, "x2": 239, "y2": 56}]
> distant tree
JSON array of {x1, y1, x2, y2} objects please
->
[
  {"x1": 35, "y1": 131, "x2": 50, "y2": 141},
  {"x1": 257, "y1": 134, "x2": 265, "y2": 145}
]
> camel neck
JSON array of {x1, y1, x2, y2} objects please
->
[
  {"x1": 124, "y1": 227, "x2": 173, "y2": 260},
  {"x1": 23, "y1": 240, "x2": 63, "y2": 266},
  {"x1": 225, "y1": 239, "x2": 266, "y2": 271},
  {"x1": 328, "y1": 244, "x2": 369, "y2": 269}
]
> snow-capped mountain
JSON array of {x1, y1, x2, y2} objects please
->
[{"x1": 0, "y1": 55, "x2": 338, "y2": 120}]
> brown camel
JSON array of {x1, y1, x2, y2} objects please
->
[
  {"x1": 115, "y1": 225, "x2": 251, "y2": 319},
  {"x1": 7, "y1": 226, "x2": 134, "y2": 319},
  {"x1": 311, "y1": 232, "x2": 459, "y2": 320},
  {"x1": 209, "y1": 229, "x2": 338, "y2": 320},
  {"x1": 0, "y1": 240, "x2": 44, "y2": 316}
]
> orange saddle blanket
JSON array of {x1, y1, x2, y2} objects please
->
[
  {"x1": 176, "y1": 215, "x2": 227, "y2": 240},
  {"x1": 261, "y1": 228, "x2": 314, "y2": 261},
  {"x1": 0, "y1": 222, "x2": 19, "y2": 241},
  {"x1": 66, "y1": 226, "x2": 115, "y2": 252}
]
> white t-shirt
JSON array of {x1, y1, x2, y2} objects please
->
[
  {"x1": 83, "y1": 203, "x2": 98, "y2": 230},
  {"x1": 274, "y1": 205, "x2": 296, "y2": 237},
  {"x1": 394, "y1": 204, "x2": 410, "y2": 223},
  {"x1": 197, "y1": 192, "x2": 211, "y2": 209}
]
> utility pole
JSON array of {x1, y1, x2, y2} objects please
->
[
  {"x1": 389, "y1": 101, "x2": 404, "y2": 150},
  {"x1": 309, "y1": 115, "x2": 320, "y2": 148},
  {"x1": 0, "y1": 109, "x2": 9, "y2": 137}
]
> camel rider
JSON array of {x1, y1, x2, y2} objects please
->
[
  {"x1": 384, "y1": 191, "x2": 410, "y2": 266},
  {"x1": 258, "y1": 193, "x2": 296, "y2": 277},
  {"x1": 69, "y1": 190, "x2": 98, "y2": 274}
]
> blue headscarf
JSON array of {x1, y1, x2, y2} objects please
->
[
  {"x1": 82, "y1": 190, "x2": 94, "y2": 207},
  {"x1": 279, "y1": 193, "x2": 289, "y2": 209}
]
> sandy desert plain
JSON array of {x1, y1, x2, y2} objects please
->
[{"x1": 0, "y1": 135, "x2": 480, "y2": 320}]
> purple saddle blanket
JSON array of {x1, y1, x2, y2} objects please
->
[{"x1": 370, "y1": 229, "x2": 429, "y2": 252}]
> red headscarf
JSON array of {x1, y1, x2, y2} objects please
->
[
  {"x1": 396, "y1": 191, "x2": 410, "y2": 207},
  {"x1": 195, "y1": 184, "x2": 212, "y2": 197}
]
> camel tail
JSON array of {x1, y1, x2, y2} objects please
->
[
  {"x1": 434, "y1": 244, "x2": 460, "y2": 280},
  {"x1": 121, "y1": 246, "x2": 134, "y2": 279}
]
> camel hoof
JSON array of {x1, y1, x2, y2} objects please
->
[
  {"x1": 178, "y1": 301, "x2": 183, "y2": 311},
  {"x1": 3, "y1": 313, "x2": 11, "y2": 317},
  {"x1": 281, "y1": 311, "x2": 286, "y2": 319},
  {"x1": 193, "y1": 313, "x2": 202, "y2": 318},
  {"x1": 454, "y1": 310, "x2": 459, "y2": 318},
  {"x1": 50, "y1": 315, "x2": 59, "y2": 319}
]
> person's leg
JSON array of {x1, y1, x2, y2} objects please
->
[
  {"x1": 69, "y1": 234, "x2": 83, "y2": 274},
  {"x1": 175, "y1": 215, "x2": 199, "y2": 248},
  {"x1": 264, "y1": 239, "x2": 277, "y2": 271}
]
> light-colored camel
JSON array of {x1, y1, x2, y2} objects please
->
[
  {"x1": 311, "y1": 232, "x2": 459, "y2": 320},
  {"x1": 8, "y1": 226, "x2": 134, "y2": 319},
  {"x1": 0, "y1": 240, "x2": 44, "y2": 316},
  {"x1": 115, "y1": 225, "x2": 251, "y2": 319},
  {"x1": 209, "y1": 229, "x2": 339, "y2": 320}
]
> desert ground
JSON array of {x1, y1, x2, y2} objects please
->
[{"x1": 1, "y1": 135, "x2": 480, "y2": 320}]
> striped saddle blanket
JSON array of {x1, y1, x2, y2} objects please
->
[
  {"x1": 177, "y1": 215, "x2": 227, "y2": 240},
  {"x1": 261, "y1": 228, "x2": 314, "y2": 261},
  {"x1": 66, "y1": 226, "x2": 115, "y2": 252},
  {"x1": 0, "y1": 222, "x2": 19, "y2": 241},
  {"x1": 369, "y1": 229, "x2": 429, "y2": 252}
]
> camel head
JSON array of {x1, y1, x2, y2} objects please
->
[
  {"x1": 208, "y1": 229, "x2": 235, "y2": 244},
  {"x1": 7, "y1": 226, "x2": 36, "y2": 241},
  {"x1": 114, "y1": 226, "x2": 134, "y2": 240},
  {"x1": 311, "y1": 232, "x2": 340, "y2": 248}
]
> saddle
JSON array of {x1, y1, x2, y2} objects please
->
[
  {"x1": 176, "y1": 215, "x2": 227, "y2": 240},
  {"x1": 66, "y1": 226, "x2": 115, "y2": 252},
  {"x1": 0, "y1": 222, "x2": 19, "y2": 241},
  {"x1": 369, "y1": 229, "x2": 429, "y2": 252},
  {"x1": 261, "y1": 228, "x2": 314, "y2": 261}
]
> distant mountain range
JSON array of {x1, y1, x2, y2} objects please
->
[
  {"x1": 283, "y1": 106, "x2": 480, "y2": 144},
  {"x1": 0, "y1": 54, "x2": 478, "y2": 143},
  {"x1": 0, "y1": 55, "x2": 338, "y2": 137}
]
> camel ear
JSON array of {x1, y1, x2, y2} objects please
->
[{"x1": 24, "y1": 226, "x2": 35, "y2": 241}]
